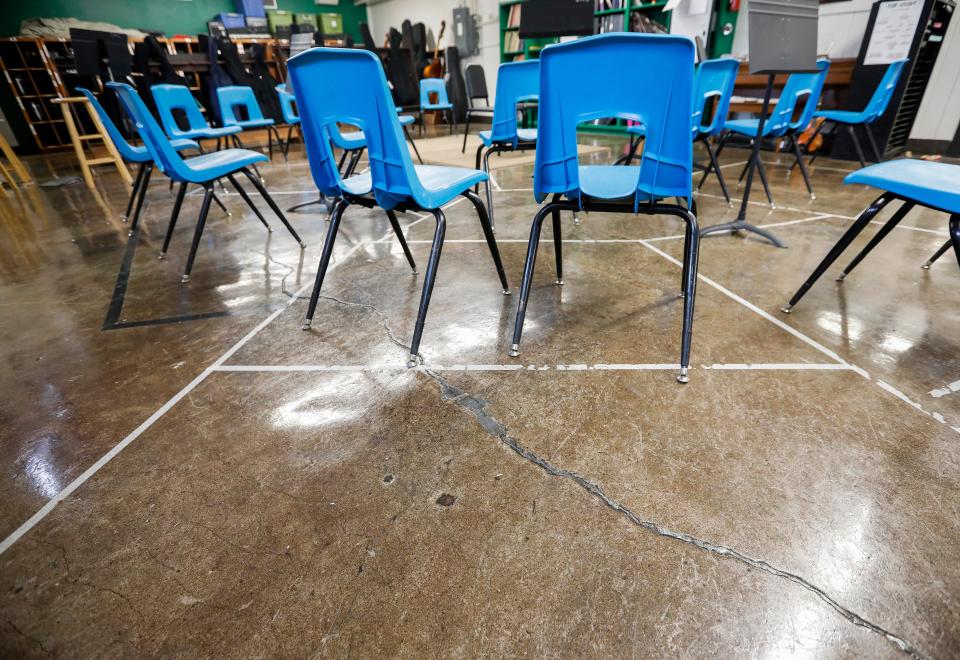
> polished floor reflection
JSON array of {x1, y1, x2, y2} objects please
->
[{"x1": 0, "y1": 134, "x2": 958, "y2": 658}]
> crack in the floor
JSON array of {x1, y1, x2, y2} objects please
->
[
  {"x1": 421, "y1": 368, "x2": 930, "y2": 660},
  {"x1": 317, "y1": 294, "x2": 410, "y2": 353},
  {"x1": 7, "y1": 619, "x2": 52, "y2": 655}
]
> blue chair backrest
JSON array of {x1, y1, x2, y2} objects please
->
[
  {"x1": 790, "y1": 58, "x2": 830, "y2": 132},
  {"x1": 761, "y1": 58, "x2": 829, "y2": 136},
  {"x1": 419, "y1": 78, "x2": 449, "y2": 107},
  {"x1": 218, "y1": 86, "x2": 266, "y2": 126},
  {"x1": 75, "y1": 87, "x2": 142, "y2": 162},
  {"x1": 109, "y1": 82, "x2": 192, "y2": 182},
  {"x1": 864, "y1": 59, "x2": 908, "y2": 122},
  {"x1": 276, "y1": 83, "x2": 299, "y2": 123},
  {"x1": 488, "y1": 60, "x2": 539, "y2": 145},
  {"x1": 288, "y1": 47, "x2": 425, "y2": 210},
  {"x1": 693, "y1": 58, "x2": 739, "y2": 138},
  {"x1": 152, "y1": 84, "x2": 209, "y2": 138},
  {"x1": 533, "y1": 33, "x2": 695, "y2": 208}
]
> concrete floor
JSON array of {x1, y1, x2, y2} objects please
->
[{"x1": 0, "y1": 133, "x2": 958, "y2": 658}]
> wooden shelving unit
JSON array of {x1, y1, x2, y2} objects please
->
[{"x1": 0, "y1": 35, "x2": 289, "y2": 153}]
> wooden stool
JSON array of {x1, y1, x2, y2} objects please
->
[
  {"x1": 0, "y1": 132, "x2": 31, "y2": 195},
  {"x1": 52, "y1": 96, "x2": 132, "y2": 190}
]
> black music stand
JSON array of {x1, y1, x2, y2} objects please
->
[{"x1": 699, "y1": 0, "x2": 819, "y2": 248}]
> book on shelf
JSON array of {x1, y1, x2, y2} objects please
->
[{"x1": 508, "y1": 4, "x2": 522, "y2": 28}]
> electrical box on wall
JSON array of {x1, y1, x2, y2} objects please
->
[{"x1": 453, "y1": 7, "x2": 479, "y2": 57}]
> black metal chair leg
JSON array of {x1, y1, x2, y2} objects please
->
[
  {"x1": 283, "y1": 125, "x2": 295, "y2": 158},
  {"x1": 123, "y1": 163, "x2": 147, "y2": 221},
  {"x1": 407, "y1": 208, "x2": 447, "y2": 367},
  {"x1": 344, "y1": 148, "x2": 364, "y2": 178},
  {"x1": 673, "y1": 205, "x2": 700, "y2": 383},
  {"x1": 551, "y1": 206, "x2": 563, "y2": 284},
  {"x1": 462, "y1": 111, "x2": 472, "y2": 153},
  {"x1": 385, "y1": 209, "x2": 417, "y2": 273},
  {"x1": 182, "y1": 184, "x2": 214, "y2": 283},
  {"x1": 447, "y1": 109, "x2": 455, "y2": 135},
  {"x1": 303, "y1": 199, "x2": 348, "y2": 329},
  {"x1": 267, "y1": 126, "x2": 273, "y2": 160},
  {"x1": 848, "y1": 125, "x2": 867, "y2": 168},
  {"x1": 681, "y1": 220, "x2": 692, "y2": 295},
  {"x1": 240, "y1": 168, "x2": 305, "y2": 247},
  {"x1": 950, "y1": 214, "x2": 960, "y2": 269},
  {"x1": 226, "y1": 173, "x2": 271, "y2": 231},
  {"x1": 837, "y1": 201, "x2": 914, "y2": 281},
  {"x1": 922, "y1": 239, "x2": 953, "y2": 269},
  {"x1": 404, "y1": 126, "x2": 423, "y2": 164},
  {"x1": 755, "y1": 154, "x2": 775, "y2": 207},
  {"x1": 160, "y1": 182, "x2": 188, "y2": 258},
  {"x1": 704, "y1": 139, "x2": 730, "y2": 205},
  {"x1": 792, "y1": 119, "x2": 826, "y2": 171},
  {"x1": 782, "y1": 194, "x2": 892, "y2": 312},
  {"x1": 808, "y1": 122, "x2": 834, "y2": 167},
  {"x1": 128, "y1": 164, "x2": 153, "y2": 235},
  {"x1": 792, "y1": 138, "x2": 815, "y2": 198},
  {"x1": 463, "y1": 189, "x2": 510, "y2": 292},
  {"x1": 482, "y1": 147, "x2": 496, "y2": 231},
  {"x1": 474, "y1": 144, "x2": 485, "y2": 193},
  {"x1": 864, "y1": 124, "x2": 883, "y2": 163},
  {"x1": 211, "y1": 190, "x2": 231, "y2": 217},
  {"x1": 419, "y1": 110, "x2": 423, "y2": 136},
  {"x1": 509, "y1": 202, "x2": 555, "y2": 357},
  {"x1": 697, "y1": 133, "x2": 727, "y2": 191}
]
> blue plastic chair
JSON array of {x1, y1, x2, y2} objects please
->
[
  {"x1": 718, "y1": 59, "x2": 830, "y2": 204},
  {"x1": 783, "y1": 159, "x2": 960, "y2": 313},
  {"x1": 418, "y1": 78, "x2": 455, "y2": 136},
  {"x1": 76, "y1": 87, "x2": 199, "y2": 231},
  {"x1": 510, "y1": 33, "x2": 699, "y2": 384},
  {"x1": 217, "y1": 86, "x2": 285, "y2": 160},
  {"x1": 685, "y1": 58, "x2": 741, "y2": 204},
  {"x1": 151, "y1": 84, "x2": 241, "y2": 147},
  {"x1": 808, "y1": 58, "x2": 909, "y2": 168},
  {"x1": 276, "y1": 83, "x2": 301, "y2": 157},
  {"x1": 108, "y1": 82, "x2": 305, "y2": 282},
  {"x1": 623, "y1": 58, "x2": 739, "y2": 204},
  {"x1": 287, "y1": 47, "x2": 509, "y2": 366},
  {"x1": 473, "y1": 60, "x2": 540, "y2": 230}
]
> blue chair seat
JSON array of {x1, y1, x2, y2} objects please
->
[
  {"x1": 724, "y1": 118, "x2": 764, "y2": 137},
  {"x1": 479, "y1": 127, "x2": 537, "y2": 146},
  {"x1": 341, "y1": 164, "x2": 487, "y2": 207},
  {"x1": 844, "y1": 159, "x2": 960, "y2": 214},
  {"x1": 126, "y1": 137, "x2": 198, "y2": 162},
  {"x1": 423, "y1": 102, "x2": 454, "y2": 111},
  {"x1": 578, "y1": 165, "x2": 642, "y2": 200},
  {"x1": 178, "y1": 125, "x2": 242, "y2": 140},
  {"x1": 232, "y1": 117, "x2": 275, "y2": 129},
  {"x1": 336, "y1": 130, "x2": 365, "y2": 150},
  {"x1": 179, "y1": 148, "x2": 269, "y2": 183},
  {"x1": 398, "y1": 115, "x2": 415, "y2": 127},
  {"x1": 815, "y1": 109, "x2": 869, "y2": 124},
  {"x1": 625, "y1": 125, "x2": 646, "y2": 137}
]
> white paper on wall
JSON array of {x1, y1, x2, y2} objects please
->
[{"x1": 863, "y1": 0, "x2": 924, "y2": 65}]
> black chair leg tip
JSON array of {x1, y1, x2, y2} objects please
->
[
  {"x1": 406, "y1": 354, "x2": 419, "y2": 369},
  {"x1": 508, "y1": 344, "x2": 520, "y2": 358},
  {"x1": 299, "y1": 241, "x2": 306, "y2": 249},
  {"x1": 555, "y1": 279, "x2": 564, "y2": 286},
  {"x1": 921, "y1": 263, "x2": 931, "y2": 270},
  {"x1": 158, "y1": 252, "x2": 165, "y2": 260},
  {"x1": 676, "y1": 370, "x2": 689, "y2": 384},
  {"x1": 502, "y1": 289, "x2": 511, "y2": 295},
  {"x1": 780, "y1": 305, "x2": 793, "y2": 314},
  {"x1": 835, "y1": 273, "x2": 846, "y2": 282},
  {"x1": 181, "y1": 274, "x2": 190, "y2": 283},
  {"x1": 301, "y1": 319, "x2": 312, "y2": 330}
]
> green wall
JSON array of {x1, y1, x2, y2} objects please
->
[{"x1": 0, "y1": 0, "x2": 368, "y2": 41}]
